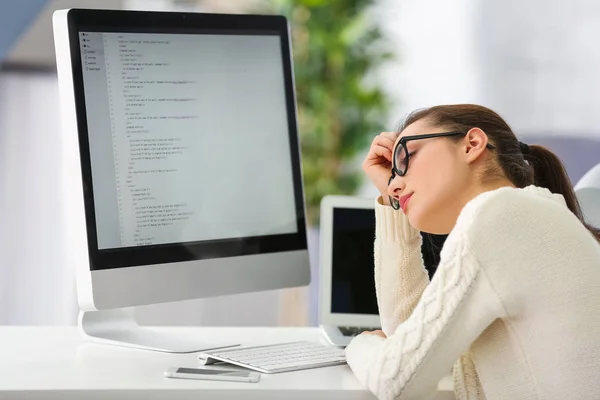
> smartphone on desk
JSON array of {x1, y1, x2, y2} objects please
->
[{"x1": 164, "y1": 366, "x2": 260, "y2": 383}]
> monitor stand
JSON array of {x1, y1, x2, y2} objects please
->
[{"x1": 78, "y1": 308, "x2": 240, "y2": 353}]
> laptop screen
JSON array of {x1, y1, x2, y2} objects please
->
[
  {"x1": 330, "y1": 207, "x2": 378, "y2": 315},
  {"x1": 330, "y1": 206, "x2": 447, "y2": 315}
]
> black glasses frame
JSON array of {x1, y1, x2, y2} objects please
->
[{"x1": 388, "y1": 131, "x2": 496, "y2": 210}]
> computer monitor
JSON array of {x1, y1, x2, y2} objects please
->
[{"x1": 52, "y1": 8, "x2": 310, "y2": 352}]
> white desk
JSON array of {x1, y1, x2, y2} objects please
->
[{"x1": 0, "y1": 326, "x2": 454, "y2": 399}]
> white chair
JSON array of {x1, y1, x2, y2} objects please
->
[{"x1": 575, "y1": 163, "x2": 600, "y2": 228}]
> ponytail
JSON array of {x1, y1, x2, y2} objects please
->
[{"x1": 526, "y1": 145, "x2": 600, "y2": 242}]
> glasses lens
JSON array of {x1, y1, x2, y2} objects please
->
[
  {"x1": 389, "y1": 196, "x2": 400, "y2": 210},
  {"x1": 388, "y1": 174, "x2": 400, "y2": 210},
  {"x1": 394, "y1": 143, "x2": 408, "y2": 176}
]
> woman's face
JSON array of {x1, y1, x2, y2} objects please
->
[{"x1": 387, "y1": 119, "x2": 488, "y2": 234}]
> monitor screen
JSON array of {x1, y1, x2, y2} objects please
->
[
  {"x1": 66, "y1": 12, "x2": 307, "y2": 270},
  {"x1": 80, "y1": 31, "x2": 297, "y2": 249},
  {"x1": 330, "y1": 207, "x2": 378, "y2": 315}
]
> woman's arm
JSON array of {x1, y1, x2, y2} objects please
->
[
  {"x1": 347, "y1": 230, "x2": 506, "y2": 400},
  {"x1": 374, "y1": 197, "x2": 430, "y2": 336},
  {"x1": 374, "y1": 198, "x2": 484, "y2": 399}
]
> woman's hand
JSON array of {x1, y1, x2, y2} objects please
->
[
  {"x1": 362, "y1": 132, "x2": 400, "y2": 206},
  {"x1": 361, "y1": 329, "x2": 387, "y2": 339}
]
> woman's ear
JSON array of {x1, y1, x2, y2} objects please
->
[{"x1": 463, "y1": 128, "x2": 489, "y2": 164}]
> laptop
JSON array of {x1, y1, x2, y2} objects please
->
[
  {"x1": 318, "y1": 195, "x2": 446, "y2": 347},
  {"x1": 318, "y1": 195, "x2": 380, "y2": 347}
]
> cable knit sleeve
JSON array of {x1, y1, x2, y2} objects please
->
[
  {"x1": 346, "y1": 227, "x2": 506, "y2": 400},
  {"x1": 373, "y1": 197, "x2": 430, "y2": 336},
  {"x1": 373, "y1": 197, "x2": 484, "y2": 399}
]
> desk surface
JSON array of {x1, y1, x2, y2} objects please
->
[{"x1": 0, "y1": 326, "x2": 453, "y2": 399}]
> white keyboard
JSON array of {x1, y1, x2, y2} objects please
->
[{"x1": 198, "y1": 341, "x2": 347, "y2": 374}]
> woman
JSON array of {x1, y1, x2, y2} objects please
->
[{"x1": 345, "y1": 104, "x2": 600, "y2": 400}]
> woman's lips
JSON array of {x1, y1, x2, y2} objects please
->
[{"x1": 399, "y1": 193, "x2": 413, "y2": 211}]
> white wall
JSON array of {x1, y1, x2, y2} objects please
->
[
  {"x1": 475, "y1": 0, "x2": 600, "y2": 136},
  {"x1": 371, "y1": 0, "x2": 600, "y2": 136},
  {"x1": 0, "y1": 73, "x2": 77, "y2": 325}
]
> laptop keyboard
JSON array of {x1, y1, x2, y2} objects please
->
[{"x1": 339, "y1": 326, "x2": 381, "y2": 337}]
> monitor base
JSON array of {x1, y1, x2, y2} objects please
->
[{"x1": 78, "y1": 308, "x2": 239, "y2": 353}]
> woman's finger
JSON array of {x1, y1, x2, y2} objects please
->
[
  {"x1": 381, "y1": 131, "x2": 400, "y2": 141},
  {"x1": 370, "y1": 144, "x2": 393, "y2": 162},
  {"x1": 376, "y1": 134, "x2": 396, "y2": 151}
]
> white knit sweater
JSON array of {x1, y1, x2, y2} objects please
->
[{"x1": 345, "y1": 185, "x2": 600, "y2": 400}]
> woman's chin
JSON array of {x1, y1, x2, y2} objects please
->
[
  {"x1": 406, "y1": 208, "x2": 431, "y2": 233},
  {"x1": 405, "y1": 211, "x2": 422, "y2": 231}
]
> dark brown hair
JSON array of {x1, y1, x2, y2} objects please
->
[{"x1": 399, "y1": 104, "x2": 600, "y2": 243}]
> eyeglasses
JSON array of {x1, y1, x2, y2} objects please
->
[{"x1": 388, "y1": 131, "x2": 496, "y2": 210}]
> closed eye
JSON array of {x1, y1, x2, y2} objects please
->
[{"x1": 401, "y1": 151, "x2": 416, "y2": 166}]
